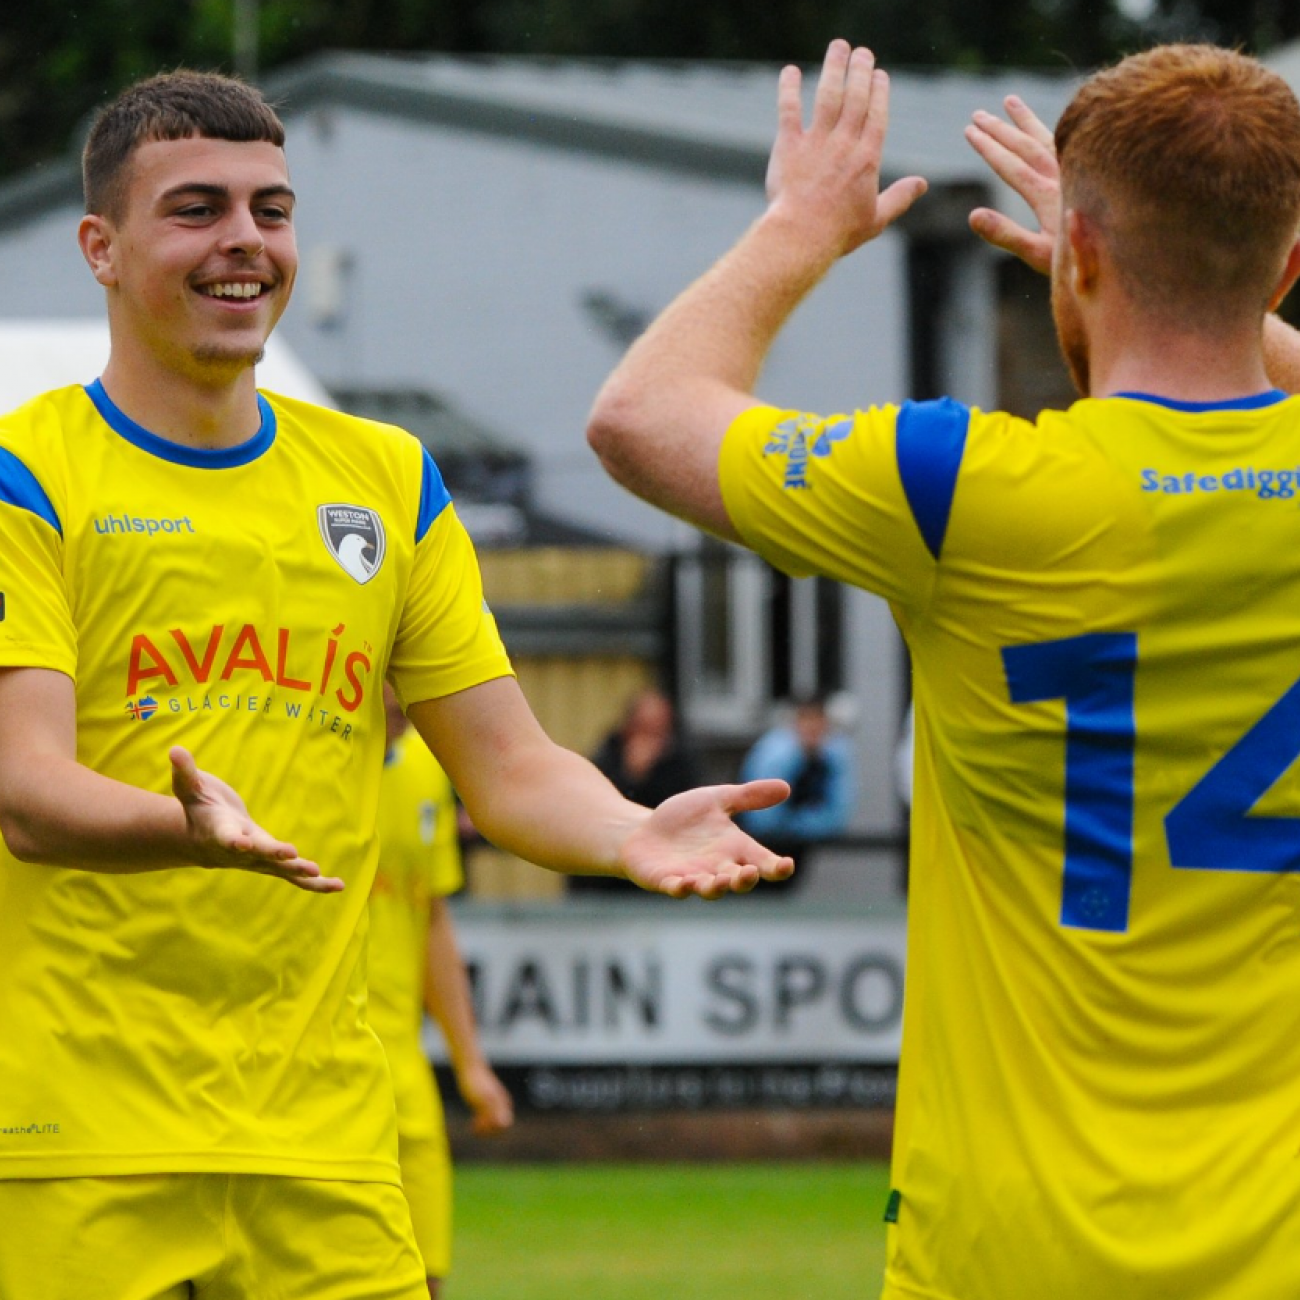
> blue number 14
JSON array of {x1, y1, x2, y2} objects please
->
[{"x1": 1002, "y1": 633, "x2": 1300, "y2": 933}]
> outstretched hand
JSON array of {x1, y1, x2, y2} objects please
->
[
  {"x1": 765, "y1": 39, "x2": 927, "y2": 259},
  {"x1": 620, "y1": 779, "x2": 795, "y2": 899},
  {"x1": 965, "y1": 96, "x2": 1059, "y2": 274},
  {"x1": 169, "y1": 746, "x2": 344, "y2": 893}
]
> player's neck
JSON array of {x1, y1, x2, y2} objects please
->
[
  {"x1": 1085, "y1": 311, "x2": 1274, "y2": 405},
  {"x1": 97, "y1": 351, "x2": 264, "y2": 451}
]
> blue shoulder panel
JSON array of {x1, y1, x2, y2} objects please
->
[
  {"x1": 0, "y1": 446, "x2": 62, "y2": 537},
  {"x1": 896, "y1": 397, "x2": 971, "y2": 561},
  {"x1": 416, "y1": 445, "x2": 452, "y2": 543}
]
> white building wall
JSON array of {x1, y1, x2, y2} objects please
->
[
  {"x1": 277, "y1": 107, "x2": 910, "y2": 550},
  {"x1": 0, "y1": 198, "x2": 102, "y2": 321}
]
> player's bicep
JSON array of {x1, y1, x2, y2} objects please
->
[
  {"x1": 0, "y1": 666, "x2": 76, "y2": 752},
  {"x1": 588, "y1": 379, "x2": 755, "y2": 542},
  {"x1": 406, "y1": 676, "x2": 553, "y2": 829},
  {"x1": 0, "y1": 667, "x2": 77, "y2": 841}
]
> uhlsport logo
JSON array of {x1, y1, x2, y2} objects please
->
[{"x1": 318, "y1": 505, "x2": 386, "y2": 584}]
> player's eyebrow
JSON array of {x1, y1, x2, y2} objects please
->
[{"x1": 159, "y1": 182, "x2": 297, "y2": 205}]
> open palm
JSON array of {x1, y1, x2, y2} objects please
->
[
  {"x1": 169, "y1": 746, "x2": 344, "y2": 893},
  {"x1": 621, "y1": 779, "x2": 795, "y2": 899}
]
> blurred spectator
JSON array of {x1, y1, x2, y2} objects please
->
[
  {"x1": 737, "y1": 695, "x2": 855, "y2": 886},
  {"x1": 569, "y1": 689, "x2": 701, "y2": 896}
]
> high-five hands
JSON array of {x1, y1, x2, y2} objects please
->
[
  {"x1": 765, "y1": 39, "x2": 927, "y2": 257},
  {"x1": 965, "y1": 97, "x2": 1060, "y2": 275},
  {"x1": 170, "y1": 745, "x2": 345, "y2": 892}
]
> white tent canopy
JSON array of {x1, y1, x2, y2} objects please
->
[{"x1": 0, "y1": 319, "x2": 333, "y2": 415}]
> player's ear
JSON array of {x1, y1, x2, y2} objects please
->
[
  {"x1": 79, "y1": 214, "x2": 118, "y2": 287},
  {"x1": 1266, "y1": 238, "x2": 1300, "y2": 314},
  {"x1": 1064, "y1": 209, "x2": 1101, "y2": 295}
]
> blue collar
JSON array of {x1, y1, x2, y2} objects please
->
[
  {"x1": 1113, "y1": 389, "x2": 1288, "y2": 413},
  {"x1": 85, "y1": 378, "x2": 276, "y2": 468}
]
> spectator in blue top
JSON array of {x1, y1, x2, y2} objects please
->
[{"x1": 738, "y1": 695, "x2": 854, "y2": 887}]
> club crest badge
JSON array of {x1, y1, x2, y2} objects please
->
[{"x1": 318, "y1": 504, "x2": 386, "y2": 584}]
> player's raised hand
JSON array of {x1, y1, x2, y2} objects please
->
[
  {"x1": 965, "y1": 96, "x2": 1059, "y2": 275},
  {"x1": 456, "y1": 1059, "x2": 516, "y2": 1137},
  {"x1": 620, "y1": 780, "x2": 795, "y2": 899},
  {"x1": 169, "y1": 746, "x2": 344, "y2": 893},
  {"x1": 765, "y1": 39, "x2": 927, "y2": 259}
]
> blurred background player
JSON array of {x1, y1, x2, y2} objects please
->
[
  {"x1": 587, "y1": 38, "x2": 1300, "y2": 1300},
  {"x1": 373, "y1": 684, "x2": 513, "y2": 1298}
]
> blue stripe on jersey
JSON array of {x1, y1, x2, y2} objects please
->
[
  {"x1": 1115, "y1": 389, "x2": 1288, "y2": 412},
  {"x1": 0, "y1": 446, "x2": 62, "y2": 536},
  {"x1": 416, "y1": 445, "x2": 451, "y2": 543},
  {"x1": 896, "y1": 397, "x2": 971, "y2": 561},
  {"x1": 84, "y1": 379, "x2": 276, "y2": 469}
]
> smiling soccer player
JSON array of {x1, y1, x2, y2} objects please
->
[{"x1": 0, "y1": 70, "x2": 794, "y2": 1300}]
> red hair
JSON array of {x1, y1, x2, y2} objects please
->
[{"x1": 1056, "y1": 45, "x2": 1300, "y2": 327}]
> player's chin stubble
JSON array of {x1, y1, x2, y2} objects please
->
[{"x1": 192, "y1": 344, "x2": 267, "y2": 369}]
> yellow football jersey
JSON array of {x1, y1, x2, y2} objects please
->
[
  {"x1": 369, "y1": 729, "x2": 463, "y2": 1141},
  {"x1": 721, "y1": 392, "x2": 1300, "y2": 1300},
  {"x1": 0, "y1": 381, "x2": 512, "y2": 1183}
]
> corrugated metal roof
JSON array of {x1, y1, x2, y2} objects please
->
[
  {"x1": 9, "y1": 42, "x2": 1300, "y2": 230},
  {"x1": 331, "y1": 386, "x2": 522, "y2": 456},
  {"x1": 0, "y1": 52, "x2": 1086, "y2": 230},
  {"x1": 269, "y1": 51, "x2": 1082, "y2": 188}
]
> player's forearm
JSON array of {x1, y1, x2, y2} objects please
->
[
  {"x1": 591, "y1": 209, "x2": 838, "y2": 439},
  {"x1": 587, "y1": 209, "x2": 842, "y2": 536},
  {"x1": 464, "y1": 741, "x2": 648, "y2": 878},
  {"x1": 631, "y1": 208, "x2": 838, "y2": 392},
  {"x1": 424, "y1": 900, "x2": 490, "y2": 1075},
  {"x1": 410, "y1": 679, "x2": 651, "y2": 879},
  {"x1": 1264, "y1": 313, "x2": 1300, "y2": 395},
  {"x1": 0, "y1": 752, "x2": 191, "y2": 869}
]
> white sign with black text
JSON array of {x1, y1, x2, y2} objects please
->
[{"x1": 425, "y1": 909, "x2": 907, "y2": 1066}]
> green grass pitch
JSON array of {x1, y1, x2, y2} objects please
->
[{"x1": 453, "y1": 1160, "x2": 891, "y2": 1299}]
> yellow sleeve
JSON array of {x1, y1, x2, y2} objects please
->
[
  {"x1": 718, "y1": 403, "x2": 943, "y2": 612},
  {"x1": 0, "y1": 446, "x2": 76, "y2": 677},
  {"x1": 388, "y1": 500, "x2": 514, "y2": 706}
]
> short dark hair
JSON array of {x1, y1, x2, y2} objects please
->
[{"x1": 83, "y1": 69, "x2": 286, "y2": 220}]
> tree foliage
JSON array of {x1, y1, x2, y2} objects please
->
[{"x1": 4, "y1": 0, "x2": 1300, "y2": 183}]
